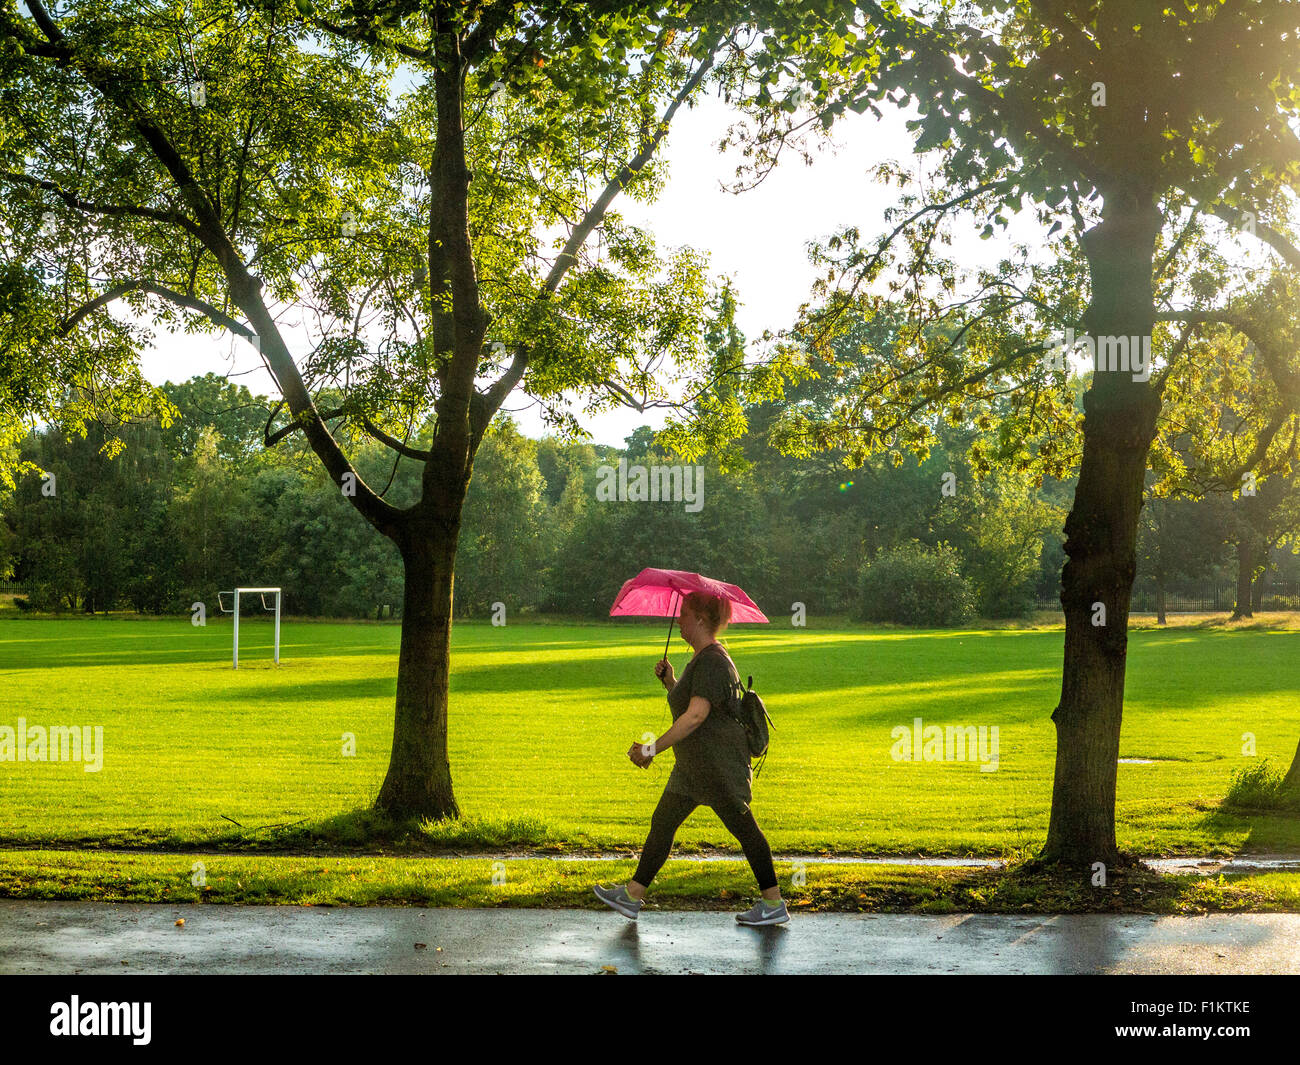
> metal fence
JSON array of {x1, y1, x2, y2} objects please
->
[{"x1": 1037, "y1": 582, "x2": 1300, "y2": 613}]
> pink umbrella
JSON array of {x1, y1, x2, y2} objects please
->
[{"x1": 610, "y1": 567, "x2": 769, "y2": 661}]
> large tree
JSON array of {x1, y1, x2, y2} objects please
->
[
  {"x1": 740, "y1": 0, "x2": 1300, "y2": 865},
  {"x1": 0, "y1": 0, "x2": 819, "y2": 820}
]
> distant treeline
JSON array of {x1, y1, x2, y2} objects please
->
[{"x1": 0, "y1": 373, "x2": 1294, "y2": 624}]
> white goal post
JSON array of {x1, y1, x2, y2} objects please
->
[{"x1": 216, "y1": 587, "x2": 282, "y2": 669}]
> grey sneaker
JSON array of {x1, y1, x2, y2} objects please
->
[
  {"x1": 736, "y1": 899, "x2": 789, "y2": 926},
  {"x1": 594, "y1": 883, "x2": 642, "y2": 920}
]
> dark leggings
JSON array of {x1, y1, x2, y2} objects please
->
[{"x1": 632, "y1": 787, "x2": 779, "y2": 892}]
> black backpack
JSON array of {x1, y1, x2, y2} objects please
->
[{"x1": 731, "y1": 674, "x2": 775, "y2": 777}]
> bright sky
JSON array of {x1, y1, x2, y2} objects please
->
[{"x1": 136, "y1": 91, "x2": 1040, "y2": 447}]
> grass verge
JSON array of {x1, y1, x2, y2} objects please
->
[{"x1": 4, "y1": 850, "x2": 1300, "y2": 914}]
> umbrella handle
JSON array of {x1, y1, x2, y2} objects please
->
[{"x1": 662, "y1": 591, "x2": 678, "y2": 664}]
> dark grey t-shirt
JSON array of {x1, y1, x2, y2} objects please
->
[{"x1": 665, "y1": 643, "x2": 752, "y2": 810}]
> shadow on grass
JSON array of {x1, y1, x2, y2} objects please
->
[
  {"x1": 216, "y1": 675, "x2": 397, "y2": 704},
  {"x1": 2, "y1": 849, "x2": 1284, "y2": 914},
  {"x1": 818, "y1": 859, "x2": 1191, "y2": 914},
  {"x1": 1199, "y1": 803, "x2": 1300, "y2": 844},
  {"x1": 0, "y1": 806, "x2": 590, "y2": 856},
  {"x1": 1201, "y1": 760, "x2": 1300, "y2": 853},
  {"x1": 275, "y1": 808, "x2": 574, "y2": 852}
]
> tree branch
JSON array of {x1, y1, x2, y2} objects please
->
[
  {"x1": 1203, "y1": 203, "x2": 1300, "y2": 272},
  {"x1": 56, "y1": 279, "x2": 254, "y2": 338},
  {"x1": 1156, "y1": 307, "x2": 1300, "y2": 410},
  {"x1": 362, "y1": 416, "x2": 432, "y2": 460},
  {"x1": 264, "y1": 401, "x2": 347, "y2": 447},
  {"x1": 1, "y1": 171, "x2": 204, "y2": 238},
  {"x1": 473, "y1": 41, "x2": 723, "y2": 441},
  {"x1": 19, "y1": 0, "x2": 404, "y2": 535},
  {"x1": 309, "y1": 13, "x2": 431, "y2": 62}
]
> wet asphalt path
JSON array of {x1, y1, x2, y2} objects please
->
[{"x1": 2, "y1": 901, "x2": 1299, "y2": 974}]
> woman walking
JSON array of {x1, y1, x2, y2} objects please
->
[{"x1": 595, "y1": 590, "x2": 788, "y2": 926}]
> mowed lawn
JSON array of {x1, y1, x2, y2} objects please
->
[{"x1": 1, "y1": 615, "x2": 1298, "y2": 855}]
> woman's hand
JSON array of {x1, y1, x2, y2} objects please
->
[
  {"x1": 628, "y1": 741, "x2": 654, "y2": 768},
  {"x1": 654, "y1": 658, "x2": 676, "y2": 689}
]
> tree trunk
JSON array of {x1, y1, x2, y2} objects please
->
[
  {"x1": 1041, "y1": 198, "x2": 1162, "y2": 868},
  {"x1": 374, "y1": 523, "x2": 462, "y2": 822},
  {"x1": 1155, "y1": 580, "x2": 1167, "y2": 626},
  {"x1": 1231, "y1": 539, "x2": 1254, "y2": 619},
  {"x1": 1282, "y1": 737, "x2": 1300, "y2": 793},
  {"x1": 1251, "y1": 555, "x2": 1268, "y2": 612}
]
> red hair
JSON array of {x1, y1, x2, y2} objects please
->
[{"x1": 682, "y1": 591, "x2": 731, "y2": 636}]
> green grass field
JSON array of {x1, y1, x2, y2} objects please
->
[{"x1": 2, "y1": 613, "x2": 1299, "y2": 858}]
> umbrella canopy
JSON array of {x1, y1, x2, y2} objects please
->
[
  {"x1": 610, "y1": 567, "x2": 768, "y2": 661},
  {"x1": 610, "y1": 567, "x2": 769, "y2": 623}
]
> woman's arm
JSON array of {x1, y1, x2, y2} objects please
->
[
  {"x1": 628, "y1": 695, "x2": 710, "y2": 766},
  {"x1": 655, "y1": 694, "x2": 711, "y2": 751}
]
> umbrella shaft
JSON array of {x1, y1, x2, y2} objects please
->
[{"x1": 663, "y1": 590, "x2": 678, "y2": 662}]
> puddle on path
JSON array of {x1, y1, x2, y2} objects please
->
[{"x1": 1146, "y1": 856, "x2": 1300, "y2": 875}]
